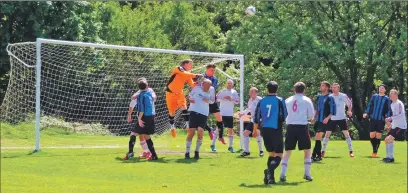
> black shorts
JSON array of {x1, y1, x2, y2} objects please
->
[
  {"x1": 189, "y1": 111, "x2": 208, "y2": 129},
  {"x1": 388, "y1": 128, "x2": 406, "y2": 141},
  {"x1": 261, "y1": 128, "x2": 284, "y2": 153},
  {"x1": 244, "y1": 122, "x2": 254, "y2": 137},
  {"x1": 327, "y1": 119, "x2": 348, "y2": 131},
  {"x1": 209, "y1": 103, "x2": 220, "y2": 114},
  {"x1": 132, "y1": 116, "x2": 155, "y2": 135},
  {"x1": 285, "y1": 124, "x2": 311, "y2": 151},
  {"x1": 315, "y1": 121, "x2": 332, "y2": 133},
  {"x1": 222, "y1": 116, "x2": 234, "y2": 128},
  {"x1": 370, "y1": 120, "x2": 385, "y2": 132}
]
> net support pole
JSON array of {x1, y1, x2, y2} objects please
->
[
  {"x1": 239, "y1": 55, "x2": 245, "y2": 151},
  {"x1": 34, "y1": 39, "x2": 42, "y2": 151}
]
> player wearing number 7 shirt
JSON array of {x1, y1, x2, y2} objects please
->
[{"x1": 280, "y1": 82, "x2": 315, "y2": 182}]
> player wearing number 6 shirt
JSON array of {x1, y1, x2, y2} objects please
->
[
  {"x1": 253, "y1": 81, "x2": 287, "y2": 185},
  {"x1": 383, "y1": 89, "x2": 407, "y2": 163},
  {"x1": 185, "y1": 79, "x2": 215, "y2": 160},
  {"x1": 321, "y1": 83, "x2": 354, "y2": 158},
  {"x1": 280, "y1": 82, "x2": 315, "y2": 182}
]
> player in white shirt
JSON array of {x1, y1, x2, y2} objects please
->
[
  {"x1": 321, "y1": 83, "x2": 354, "y2": 158},
  {"x1": 125, "y1": 78, "x2": 157, "y2": 160},
  {"x1": 210, "y1": 79, "x2": 240, "y2": 152},
  {"x1": 240, "y1": 87, "x2": 265, "y2": 157},
  {"x1": 185, "y1": 79, "x2": 216, "y2": 159},
  {"x1": 280, "y1": 82, "x2": 314, "y2": 182},
  {"x1": 383, "y1": 89, "x2": 407, "y2": 163}
]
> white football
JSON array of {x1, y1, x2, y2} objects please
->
[{"x1": 245, "y1": 6, "x2": 256, "y2": 16}]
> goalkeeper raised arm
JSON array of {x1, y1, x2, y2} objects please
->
[{"x1": 165, "y1": 59, "x2": 203, "y2": 138}]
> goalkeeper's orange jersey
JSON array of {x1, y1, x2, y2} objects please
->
[{"x1": 165, "y1": 66, "x2": 196, "y2": 94}]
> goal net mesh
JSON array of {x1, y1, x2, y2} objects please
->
[{"x1": 1, "y1": 41, "x2": 242, "y2": 139}]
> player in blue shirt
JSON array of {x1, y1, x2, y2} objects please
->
[
  {"x1": 125, "y1": 78, "x2": 158, "y2": 161},
  {"x1": 253, "y1": 81, "x2": 287, "y2": 185},
  {"x1": 312, "y1": 81, "x2": 336, "y2": 162},
  {"x1": 363, "y1": 84, "x2": 392, "y2": 157},
  {"x1": 202, "y1": 64, "x2": 226, "y2": 144}
]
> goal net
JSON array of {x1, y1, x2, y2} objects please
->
[{"x1": 1, "y1": 39, "x2": 244, "y2": 150}]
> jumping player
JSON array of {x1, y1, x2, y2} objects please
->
[
  {"x1": 202, "y1": 64, "x2": 223, "y2": 143},
  {"x1": 125, "y1": 78, "x2": 158, "y2": 160},
  {"x1": 363, "y1": 84, "x2": 392, "y2": 157},
  {"x1": 185, "y1": 79, "x2": 215, "y2": 159},
  {"x1": 253, "y1": 81, "x2": 287, "y2": 184},
  {"x1": 166, "y1": 59, "x2": 203, "y2": 138},
  {"x1": 321, "y1": 83, "x2": 354, "y2": 157},
  {"x1": 280, "y1": 82, "x2": 315, "y2": 182},
  {"x1": 211, "y1": 79, "x2": 239, "y2": 152},
  {"x1": 383, "y1": 89, "x2": 406, "y2": 163},
  {"x1": 312, "y1": 81, "x2": 336, "y2": 162},
  {"x1": 240, "y1": 87, "x2": 264, "y2": 157}
]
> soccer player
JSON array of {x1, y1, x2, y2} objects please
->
[
  {"x1": 383, "y1": 89, "x2": 406, "y2": 163},
  {"x1": 211, "y1": 79, "x2": 239, "y2": 152},
  {"x1": 202, "y1": 64, "x2": 222, "y2": 142},
  {"x1": 240, "y1": 87, "x2": 264, "y2": 157},
  {"x1": 312, "y1": 81, "x2": 336, "y2": 161},
  {"x1": 166, "y1": 59, "x2": 203, "y2": 138},
  {"x1": 280, "y1": 82, "x2": 315, "y2": 182},
  {"x1": 125, "y1": 78, "x2": 156, "y2": 159},
  {"x1": 363, "y1": 84, "x2": 392, "y2": 157},
  {"x1": 125, "y1": 78, "x2": 158, "y2": 160},
  {"x1": 253, "y1": 81, "x2": 287, "y2": 184},
  {"x1": 321, "y1": 83, "x2": 354, "y2": 158},
  {"x1": 185, "y1": 79, "x2": 215, "y2": 159}
]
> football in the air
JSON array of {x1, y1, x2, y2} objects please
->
[{"x1": 245, "y1": 6, "x2": 256, "y2": 16}]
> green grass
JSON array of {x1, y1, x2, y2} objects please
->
[{"x1": 1, "y1": 123, "x2": 407, "y2": 193}]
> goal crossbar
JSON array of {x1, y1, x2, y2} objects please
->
[{"x1": 5, "y1": 38, "x2": 245, "y2": 151}]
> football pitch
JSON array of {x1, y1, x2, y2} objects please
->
[{"x1": 1, "y1": 123, "x2": 407, "y2": 193}]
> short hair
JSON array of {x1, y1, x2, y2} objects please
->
[
  {"x1": 250, "y1": 87, "x2": 258, "y2": 93},
  {"x1": 321, "y1": 81, "x2": 330, "y2": 88},
  {"x1": 202, "y1": 78, "x2": 212, "y2": 85},
  {"x1": 206, "y1": 64, "x2": 216, "y2": 69},
  {"x1": 226, "y1": 79, "x2": 234, "y2": 84},
  {"x1": 138, "y1": 80, "x2": 147, "y2": 90},
  {"x1": 390, "y1": 89, "x2": 399, "y2": 95},
  {"x1": 181, "y1": 59, "x2": 193, "y2": 66},
  {"x1": 379, "y1": 84, "x2": 387, "y2": 90},
  {"x1": 332, "y1": 83, "x2": 340, "y2": 88},
  {"x1": 294, "y1": 82, "x2": 306, "y2": 93},
  {"x1": 267, "y1": 81, "x2": 279, "y2": 94}
]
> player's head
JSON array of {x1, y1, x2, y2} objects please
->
[
  {"x1": 294, "y1": 82, "x2": 306, "y2": 94},
  {"x1": 226, "y1": 79, "x2": 234, "y2": 89},
  {"x1": 320, "y1": 81, "x2": 330, "y2": 93},
  {"x1": 389, "y1": 89, "x2": 398, "y2": 101},
  {"x1": 206, "y1": 64, "x2": 216, "y2": 76},
  {"x1": 267, "y1": 81, "x2": 278, "y2": 94},
  {"x1": 378, "y1": 84, "x2": 387, "y2": 94},
  {"x1": 202, "y1": 79, "x2": 212, "y2": 92},
  {"x1": 332, "y1": 83, "x2": 340, "y2": 94},
  {"x1": 181, "y1": 59, "x2": 193, "y2": 71},
  {"x1": 138, "y1": 78, "x2": 148, "y2": 90},
  {"x1": 249, "y1": 87, "x2": 258, "y2": 99}
]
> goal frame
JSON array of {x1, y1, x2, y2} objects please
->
[{"x1": 10, "y1": 38, "x2": 245, "y2": 151}]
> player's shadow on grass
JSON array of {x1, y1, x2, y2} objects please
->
[
  {"x1": 236, "y1": 156, "x2": 259, "y2": 159},
  {"x1": 362, "y1": 156, "x2": 381, "y2": 159},
  {"x1": 115, "y1": 157, "x2": 169, "y2": 163},
  {"x1": 239, "y1": 181, "x2": 305, "y2": 188},
  {"x1": 323, "y1": 156, "x2": 341, "y2": 159},
  {"x1": 174, "y1": 158, "x2": 200, "y2": 164}
]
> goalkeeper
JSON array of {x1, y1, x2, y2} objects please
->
[{"x1": 165, "y1": 59, "x2": 203, "y2": 138}]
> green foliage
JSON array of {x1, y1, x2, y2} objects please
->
[{"x1": 1, "y1": 2, "x2": 407, "y2": 139}]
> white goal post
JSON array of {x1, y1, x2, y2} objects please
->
[{"x1": 3, "y1": 38, "x2": 245, "y2": 151}]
